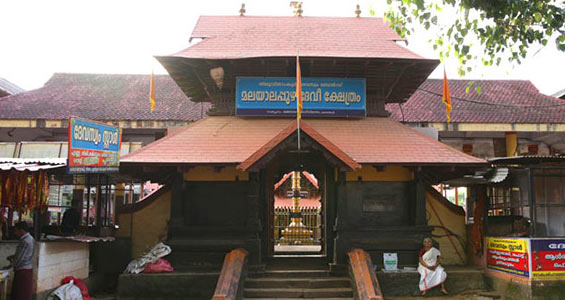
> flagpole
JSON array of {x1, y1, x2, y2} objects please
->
[{"x1": 296, "y1": 51, "x2": 301, "y2": 152}]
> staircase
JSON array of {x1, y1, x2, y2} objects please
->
[{"x1": 244, "y1": 261, "x2": 353, "y2": 300}]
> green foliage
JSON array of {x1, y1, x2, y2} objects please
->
[{"x1": 384, "y1": 0, "x2": 565, "y2": 76}]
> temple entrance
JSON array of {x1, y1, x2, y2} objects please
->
[{"x1": 270, "y1": 166, "x2": 325, "y2": 255}]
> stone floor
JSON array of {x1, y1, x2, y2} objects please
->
[{"x1": 386, "y1": 289, "x2": 501, "y2": 300}]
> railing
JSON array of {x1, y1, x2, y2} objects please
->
[
  {"x1": 274, "y1": 207, "x2": 321, "y2": 246},
  {"x1": 211, "y1": 248, "x2": 249, "y2": 300},
  {"x1": 348, "y1": 248, "x2": 384, "y2": 300}
]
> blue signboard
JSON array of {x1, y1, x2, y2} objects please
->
[
  {"x1": 236, "y1": 77, "x2": 366, "y2": 117},
  {"x1": 67, "y1": 118, "x2": 122, "y2": 174}
]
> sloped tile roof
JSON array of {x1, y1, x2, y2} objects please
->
[
  {"x1": 171, "y1": 16, "x2": 424, "y2": 60},
  {"x1": 387, "y1": 79, "x2": 565, "y2": 123},
  {"x1": 0, "y1": 73, "x2": 208, "y2": 120},
  {"x1": 121, "y1": 116, "x2": 485, "y2": 165},
  {"x1": 237, "y1": 120, "x2": 361, "y2": 171}
]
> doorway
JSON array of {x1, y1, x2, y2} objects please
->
[{"x1": 271, "y1": 168, "x2": 325, "y2": 255}]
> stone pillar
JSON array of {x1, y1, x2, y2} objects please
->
[
  {"x1": 334, "y1": 170, "x2": 348, "y2": 264},
  {"x1": 505, "y1": 131, "x2": 517, "y2": 157}
]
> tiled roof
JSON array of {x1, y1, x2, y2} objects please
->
[
  {"x1": 170, "y1": 16, "x2": 424, "y2": 60},
  {"x1": 0, "y1": 73, "x2": 209, "y2": 120},
  {"x1": 122, "y1": 116, "x2": 485, "y2": 165},
  {"x1": 387, "y1": 79, "x2": 565, "y2": 123},
  {"x1": 0, "y1": 77, "x2": 25, "y2": 96}
]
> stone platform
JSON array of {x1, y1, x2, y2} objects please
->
[
  {"x1": 377, "y1": 266, "x2": 486, "y2": 297},
  {"x1": 118, "y1": 271, "x2": 220, "y2": 300}
]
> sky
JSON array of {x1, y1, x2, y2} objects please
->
[{"x1": 1, "y1": 0, "x2": 564, "y2": 96}]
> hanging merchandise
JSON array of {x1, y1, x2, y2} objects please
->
[
  {"x1": 16, "y1": 171, "x2": 29, "y2": 211},
  {"x1": 39, "y1": 170, "x2": 50, "y2": 210},
  {"x1": 27, "y1": 172, "x2": 37, "y2": 210},
  {"x1": 0, "y1": 171, "x2": 4, "y2": 206}
]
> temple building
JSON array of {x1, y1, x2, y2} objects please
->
[{"x1": 119, "y1": 14, "x2": 485, "y2": 274}]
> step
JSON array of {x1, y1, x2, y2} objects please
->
[
  {"x1": 246, "y1": 277, "x2": 351, "y2": 289},
  {"x1": 243, "y1": 298, "x2": 353, "y2": 300},
  {"x1": 244, "y1": 287, "x2": 353, "y2": 298},
  {"x1": 248, "y1": 270, "x2": 333, "y2": 278}
]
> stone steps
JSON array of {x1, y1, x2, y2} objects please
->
[
  {"x1": 246, "y1": 277, "x2": 352, "y2": 289},
  {"x1": 244, "y1": 288, "x2": 353, "y2": 298},
  {"x1": 245, "y1": 268, "x2": 353, "y2": 299}
]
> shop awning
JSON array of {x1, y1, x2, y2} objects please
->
[{"x1": 0, "y1": 158, "x2": 66, "y2": 171}]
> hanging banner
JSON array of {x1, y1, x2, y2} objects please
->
[
  {"x1": 531, "y1": 239, "x2": 565, "y2": 279},
  {"x1": 486, "y1": 237, "x2": 530, "y2": 278},
  {"x1": 68, "y1": 118, "x2": 122, "y2": 174},
  {"x1": 235, "y1": 77, "x2": 366, "y2": 117}
]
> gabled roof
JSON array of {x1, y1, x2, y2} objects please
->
[
  {"x1": 174, "y1": 16, "x2": 423, "y2": 60},
  {"x1": 237, "y1": 120, "x2": 361, "y2": 171},
  {"x1": 387, "y1": 79, "x2": 565, "y2": 123},
  {"x1": 121, "y1": 116, "x2": 485, "y2": 166},
  {"x1": 0, "y1": 77, "x2": 25, "y2": 96},
  {"x1": 0, "y1": 73, "x2": 209, "y2": 121}
]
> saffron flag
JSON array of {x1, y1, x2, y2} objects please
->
[
  {"x1": 296, "y1": 56, "x2": 302, "y2": 120},
  {"x1": 149, "y1": 72, "x2": 156, "y2": 112},
  {"x1": 442, "y1": 68, "x2": 452, "y2": 122}
]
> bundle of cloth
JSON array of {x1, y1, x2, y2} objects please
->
[{"x1": 124, "y1": 242, "x2": 173, "y2": 274}]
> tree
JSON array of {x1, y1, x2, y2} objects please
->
[{"x1": 380, "y1": 0, "x2": 565, "y2": 76}]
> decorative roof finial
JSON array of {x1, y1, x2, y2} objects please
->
[
  {"x1": 239, "y1": 3, "x2": 246, "y2": 16},
  {"x1": 290, "y1": 1, "x2": 303, "y2": 17},
  {"x1": 296, "y1": 2, "x2": 303, "y2": 17},
  {"x1": 355, "y1": 4, "x2": 361, "y2": 17}
]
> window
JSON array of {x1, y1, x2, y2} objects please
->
[{"x1": 532, "y1": 168, "x2": 565, "y2": 237}]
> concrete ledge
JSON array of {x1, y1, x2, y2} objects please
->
[
  {"x1": 348, "y1": 248, "x2": 383, "y2": 300},
  {"x1": 212, "y1": 248, "x2": 249, "y2": 300},
  {"x1": 377, "y1": 267, "x2": 486, "y2": 296},
  {"x1": 118, "y1": 272, "x2": 219, "y2": 300}
]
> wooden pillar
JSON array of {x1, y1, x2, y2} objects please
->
[
  {"x1": 505, "y1": 131, "x2": 517, "y2": 157},
  {"x1": 169, "y1": 173, "x2": 185, "y2": 229},
  {"x1": 414, "y1": 173, "x2": 427, "y2": 226}
]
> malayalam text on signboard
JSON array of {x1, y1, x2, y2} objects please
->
[
  {"x1": 68, "y1": 118, "x2": 122, "y2": 174},
  {"x1": 486, "y1": 237, "x2": 530, "y2": 278},
  {"x1": 531, "y1": 239, "x2": 565, "y2": 279},
  {"x1": 235, "y1": 77, "x2": 366, "y2": 117}
]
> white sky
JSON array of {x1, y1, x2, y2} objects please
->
[{"x1": 1, "y1": 0, "x2": 564, "y2": 95}]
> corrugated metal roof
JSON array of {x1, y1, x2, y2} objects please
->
[
  {"x1": 0, "y1": 77, "x2": 25, "y2": 95},
  {"x1": 0, "y1": 158, "x2": 66, "y2": 171}
]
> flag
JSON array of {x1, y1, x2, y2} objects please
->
[
  {"x1": 149, "y1": 72, "x2": 156, "y2": 112},
  {"x1": 296, "y1": 56, "x2": 302, "y2": 120},
  {"x1": 442, "y1": 68, "x2": 452, "y2": 122}
]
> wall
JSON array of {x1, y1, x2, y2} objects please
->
[
  {"x1": 426, "y1": 189, "x2": 467, "y2": 265},
  {"x1": 35, "y1": 241, "x2": 89, "y2": 294},
  {"x1": 345, "y1": 165, "x2": 413, "y2": 182},
  {"x1": 116, "y1": 189, "x2": 171, "y2": 258}
]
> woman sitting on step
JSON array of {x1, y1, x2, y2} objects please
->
[{"x1": 417, "y1": 237, "x2": 448, "y2": 296}]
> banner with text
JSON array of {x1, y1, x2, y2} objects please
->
[
  {"x1": 487, "y1": 237, "x2": 530, "y2": 278},
  {"x1": 531, "y1": 239, "x2": 565, "y2": 279},
  {"x1": 68, "y1": 118, "x2": 122, "y2": 174},
  {"x1": 236, "y1": 77, "x2": 366, "y2": 117}
]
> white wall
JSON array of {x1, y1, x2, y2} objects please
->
[{"x1": 35, "y1": 242, "x2": 89, "y2": 293}]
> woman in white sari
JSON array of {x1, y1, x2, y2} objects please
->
[{"x1": 418, "y1": 237, "x2": 448, "y2": 296}]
